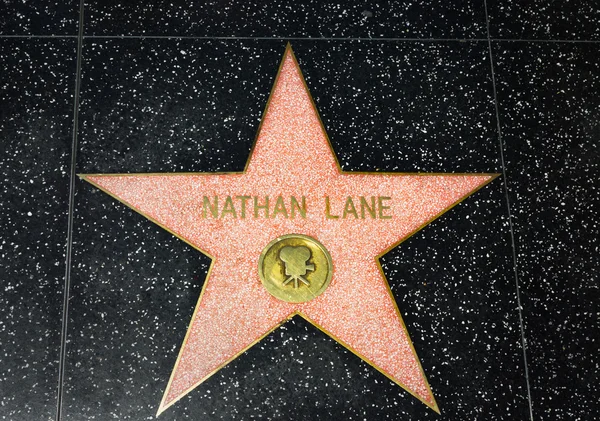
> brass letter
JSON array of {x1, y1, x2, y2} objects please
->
[
  {"x1": 342, "y1": 196, "x2": 359, "y2": 219},
  {"x1": 236, "y1": 195, "x2": 251, "y2": 219},
  {"x1": 254, "y1": 196, "x2": 270, "y2": 218},
  {"x1": 202, "y1": 196, "x2": 219, "y2": 218},
  {"x1": 272, "y1": 196, "x2": 289, "y2": 219},
  {"x1": 290, "y1": 196, "x2": 307, "y2": 219},
  {"x1": 360, "y1": 196, "x2": 376, "y2": 219},
  {"x1": 220, "y1": 196, "x2": 237, "y2": 218},
  {"x1": 325, "y1": 196, "x2": 339, "y2": 219},
  {"x1": 378, "y1": 196, "x2": 392, "y2": 219}
]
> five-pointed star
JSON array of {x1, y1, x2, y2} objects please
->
[{"x1": 81, "y1": 44, "x2": 498, "y2": 416}]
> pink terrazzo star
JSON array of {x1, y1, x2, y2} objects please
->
[{"x1": 82, "y1": 44, "x2": 498, "y2": 415}]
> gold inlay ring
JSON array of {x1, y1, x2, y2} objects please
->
[{"x1": 258, "y1": 234, "x2": 333, "y2": 303}]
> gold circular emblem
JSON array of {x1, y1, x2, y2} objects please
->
[{"x1": 258, "y1": 234, "x2": 333, "y2": 303}]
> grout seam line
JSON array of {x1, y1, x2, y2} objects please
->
[
  {"x1": 55, "y1": 0, "x2": 85, "y2": 420},
  {"x1": 483, "y1": 1, "x2": 535, "y2": 420},
  {"x1": 1, "y1": 34, "x2": 600, "y2": 43}
]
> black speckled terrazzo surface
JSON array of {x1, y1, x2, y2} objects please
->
[
  {"x1": 1, "y1": 1, "x2": 598, "y2": 420},
  {"x1": 0, "y1": 38, "x2": 76, "y2": 420},
  {"x1": 493, "y1": 42, "x2": 600, "y2": 419}
]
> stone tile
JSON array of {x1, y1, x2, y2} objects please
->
[
  {"x1": 0, "y1": 38, "x2": 75, "y2": 420},
  {"x1": 488, "y1": 0, "x2": 600, "y2": 40},
  {"x1": 0, "y1": 1, "x2": 79, "y2": 35},
  {"x1": 494, "y1": 41, "x2": 600, "y2": 420}
]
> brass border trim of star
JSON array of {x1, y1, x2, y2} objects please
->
[{"x1": 80, "y1": 43, "x2": 500, "y2": 417}]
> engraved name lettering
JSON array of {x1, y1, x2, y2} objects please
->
[
  {"x1": 324, "y1": 196, "x2": 392, "y2": 219},
  {"x1": 201, "y1": 195, "x2": 307, "y2": 219}
]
